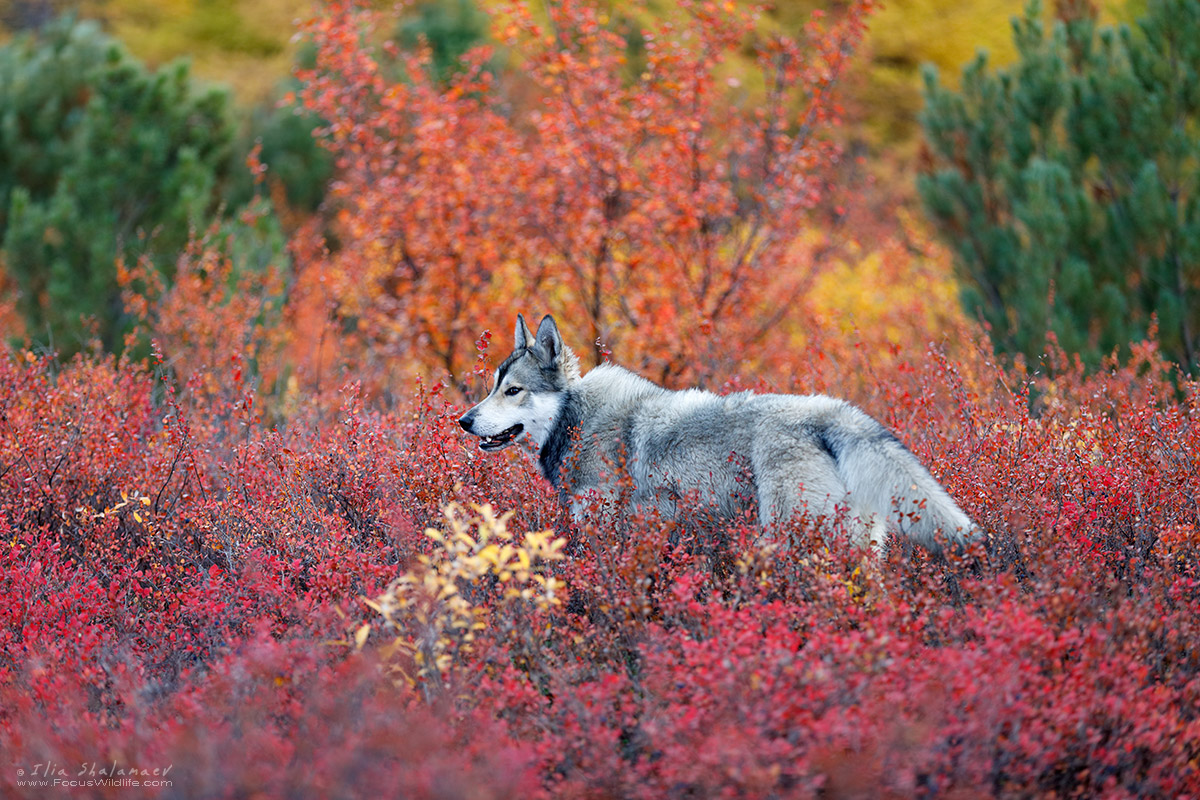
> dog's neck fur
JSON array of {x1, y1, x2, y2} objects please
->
[
  {"x1": 534, "y1": 343, "x2": 588, "y2": 487},
  {"x1": 534, "y1": 362, "x2": 662, "y2": 488},
  {"x1": 537, "y1": 391, "x2": 581, "y2": 488}
]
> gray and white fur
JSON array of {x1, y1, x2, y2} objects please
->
[{"x1": 460, "y1": 314, "x2": 979, "y2": 550}]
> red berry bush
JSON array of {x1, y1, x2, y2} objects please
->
[{"x1": 1, "y1": 326, "x2": 1198, "y2": 798}]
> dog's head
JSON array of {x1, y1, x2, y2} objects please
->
[{"x1": 459, "y1": 314, "x2": 580, "y2": 452}]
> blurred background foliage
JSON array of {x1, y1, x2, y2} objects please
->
[
  {"x1": 1, "y1": 0, "x2": 1131, "y2": 167},
  {"x1": 3, "y1": 0, "x2": 1181, "y2": 376}
]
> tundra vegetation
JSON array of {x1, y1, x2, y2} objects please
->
[{"x1": 0, "y1": 0, "x2": 1198, "y2": 797}]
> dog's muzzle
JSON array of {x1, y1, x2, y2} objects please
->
[
  {"x1": 459, "y1": 411, "x2": 523, "y2": 451},
  {"x1": 477, "y1": 424, "x2": 524, "y2": 451}
]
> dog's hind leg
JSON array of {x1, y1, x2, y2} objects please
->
[
  {"x1": 846, "y1": 506, "x2": 889, "y2": 552},
  {"x1": 754, "y1": 443, "x2": 851, "y2": 547}
]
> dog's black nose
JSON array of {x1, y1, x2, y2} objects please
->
[{"x1": 458, "y1": 411, "x2": 474, "y2": 432}]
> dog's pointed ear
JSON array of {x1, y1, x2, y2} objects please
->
[
  {"x1": 535, "y1": 315, "x2": 564, "y2": 362},
  {"x1": 514, "y1": 314, "x2": 534, "y2": 350}
]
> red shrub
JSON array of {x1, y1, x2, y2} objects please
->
[{"x1": 2, "y1": 329, "x2": 1200, "y2": 796}]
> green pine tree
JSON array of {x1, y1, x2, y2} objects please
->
[
  {"x1": 918, "y1": 0, "x2": 1200, "y2": 373},
  {"x1": 0, "y1": 17, "x2": 234, "y2": 353}
]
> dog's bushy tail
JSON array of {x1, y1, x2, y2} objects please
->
[{"x1": 836, "y1": 428, "x2": 980, "y2": 552}]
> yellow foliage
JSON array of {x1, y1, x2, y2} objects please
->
[
  {"x1": 86, "y1": 0, "x2": 313, "y2": 103},
  {"x1": 360, "y1": 503, "x2": 565, "y2": 692},
  {"x1": 809, "y1": 241, "x2": 962, "y2": 346}
]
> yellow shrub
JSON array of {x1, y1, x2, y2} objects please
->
[{"x1": 358, "y1": 503, "x2": 565, "y2": 694}]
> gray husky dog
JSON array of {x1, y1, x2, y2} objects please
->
[{"x1": 460, "y1": 314, "x2": 979, "y2": 550}]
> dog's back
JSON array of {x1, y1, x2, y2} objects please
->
[{"x1": 565, "y1": 365, "x2": 976, "y2": 548}]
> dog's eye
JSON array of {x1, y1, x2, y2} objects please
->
[{"x1": 504, "y1": 386, "x2": 522, "y2": 397}]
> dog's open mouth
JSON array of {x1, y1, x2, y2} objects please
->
[{"x1": 478, "y1": 424, "x2": 524, "y2": 451}]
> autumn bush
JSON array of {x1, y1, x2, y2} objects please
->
[
  {"x1": 2, "y1": 1, "x2": 1199, "y2": 798},
  {"x1": 288, "y1": 0, "x2": 885, "y2": 389}
]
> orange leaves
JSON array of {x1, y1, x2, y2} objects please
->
[
  {"x1": 290, "y1": 0, "x2": 882, "y2": 390},
  {"x1": 118, "y1": 199, "x2": 288, "y2": 419}
]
